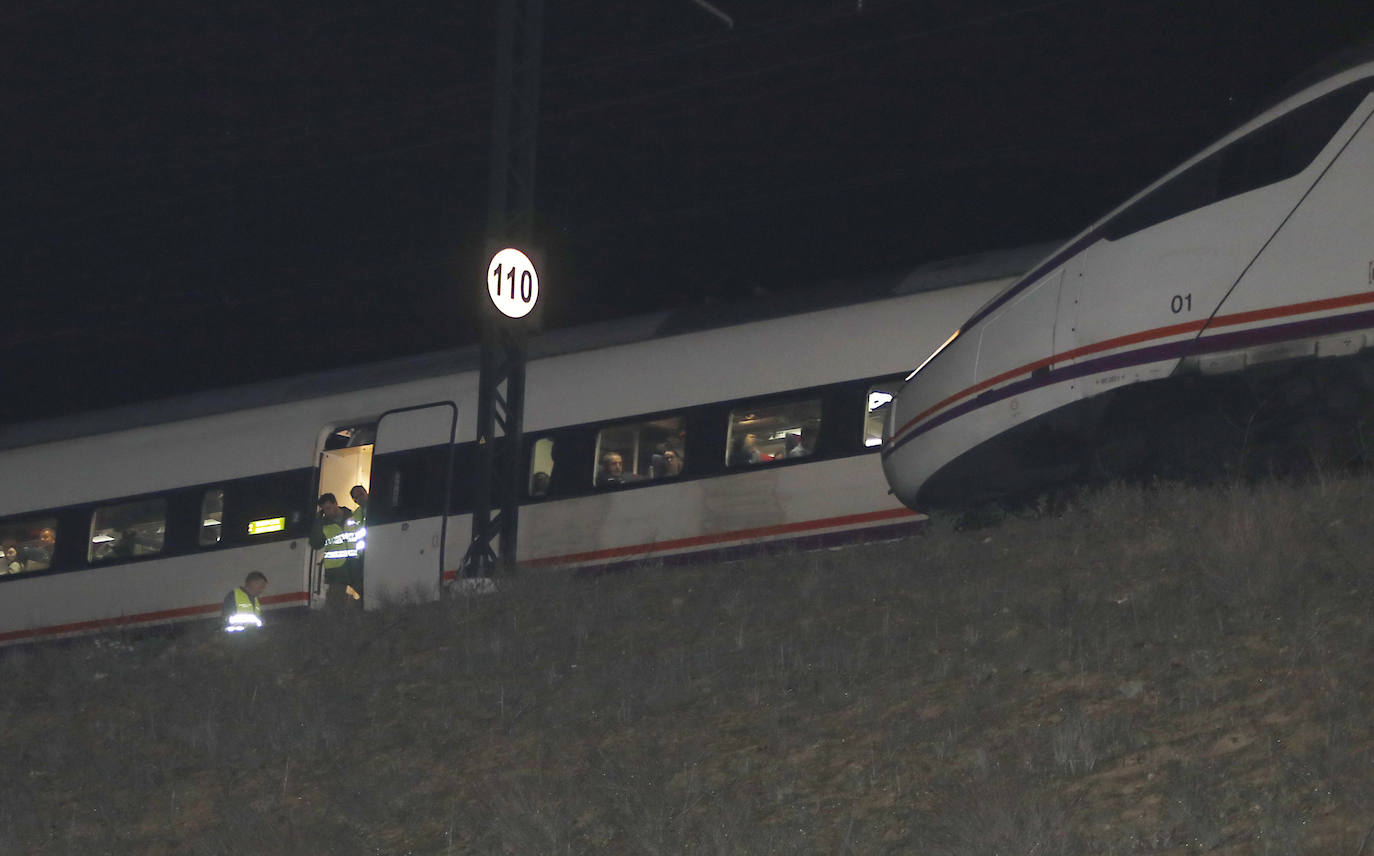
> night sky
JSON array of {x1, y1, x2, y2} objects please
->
[{"x1": 5, "y1": 0, "x2": 1371, "y2": 423}]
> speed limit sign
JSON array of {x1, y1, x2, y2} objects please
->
[{"x1": 486, "y1": 247, "x2": 540, "y2": 319}]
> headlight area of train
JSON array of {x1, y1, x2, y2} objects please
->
[
  {"x1": 884, "y1": 52, "x2": 1374, "y2": 509},
  {"x1": 0, "y1": 247, "x2": 1053, "y2": 646}
]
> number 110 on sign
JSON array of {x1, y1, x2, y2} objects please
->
[{"x1": 487, "y1": 247, "x2": 540, "y2": 319}]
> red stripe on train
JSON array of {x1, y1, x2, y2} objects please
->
[
  {"x1": 442, "y1": 507, "x2": 922, "y2": 578},
  {"x1": 888, "y1": 290, "x2": 1374, "y2": 447}
]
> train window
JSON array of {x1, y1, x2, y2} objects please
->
[
  {"x1": 1214, "y1": 84, "x2": 1369, "y2": 200},
  {"x1": 864, "y1": 377, "x2": 902, "y2": 448},
  {"x1": 1, "y1": 517, "x2": 57, "y2": 574},
  {"x1": 232, "y1": 471, "x2": 309, "y2": 541},
  {"x1": 367, "y1": 446, "x2": 448, "y2": 524},
  {"x1": 1102, "y1": 84, "x2": 1369, "y2": 241},
  {"x1": 726, "y1": 398, "x2": 821, "y2": 466},
  {"x1": 1099, "y1": 158, "x2": 1219, "y2": 241},
  {"x1": 528, "y1": 437, "x2": 554, "y2": 497},
  {"x1": 199, "y1": 488, "x2": 225, "y2": 546},
  {"x1": 89, "y1": 498, "x2": 166, "y2": 563},
  {"x1": 593, "y1": 416, "x2": 685, "y2": 487}
]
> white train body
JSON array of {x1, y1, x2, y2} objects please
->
[
  {"x1": 884, "y1": 58, "x2": 1374, "y2": 507},
  {"x1": 0, "y1": 266, "x2": 1022, "y2": 644}
]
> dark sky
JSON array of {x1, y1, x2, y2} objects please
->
[{"x1": 5, "y1": 0, "x2": 1371, "y2": 422}]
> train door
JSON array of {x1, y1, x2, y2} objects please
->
[
  {"x1": 364, "y1": 402, "x2": 457, "y2": 607},
  {"x1": 311, "y1": 426, "x2": 375, "y2": 607},
  {"x1": 977, "y1": 267, "x2": 1062, "y2": 385},
  {"x1": 1054, "y1": 256, "x2": 1084, "y2": 368}
]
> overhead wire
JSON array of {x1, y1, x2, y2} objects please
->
[
  {"x1": 11, "y1": 0, "x2": 1094, "y2": 227},
  {"x1": 7, "y1": 0, "x2": 1231, "y2": 347}
]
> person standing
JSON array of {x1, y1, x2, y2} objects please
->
[
  {"x1": 349, "y1": 485, "x2": 369, "y2": 526},
  {"x1": 347, "y1": 484, "x2": 369, "y2": 595},
  {"x1": 223, "y1": 572, "x2": 268, "y2": 633},
  {"x1": 661, "y1": 448, "x2": 684, "y2": 477},
  {"x1": 309, "y1": 493, "x2": 361, "y2": 609}
]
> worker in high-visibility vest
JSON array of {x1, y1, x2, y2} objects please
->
[
  {"x1": 348, "y1": 484, "x2": 369, "y2": 592},
  {"x1": 309, "y1": 493, "x2": 362, "y2": 609},
  {"x1": 349, "y1": 484, "x2": 369, "y2": 527},
  {"x1": 222, "y1": 571, "x2": 268, "y2": 633}
]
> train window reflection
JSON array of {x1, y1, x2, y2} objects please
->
[
  {"x1": 529, "y1": 437, "x2": 554, "y2": 497},
  {"x1": 199, "y1": 488, "x2": 225, "y2": 546},
  {"x1": 864, "y1": 377, "x2": 902, "y2": 448},
  {"x1": 89, "y1": 498, "x2": 166, "y2": 563},
  {"x1": 1, "y1": 517, "x2": 57, "y2": 574},
  {"x1": 593, "y1": 416, "x2": 685, "y2": 487},
  {"x1": 727, "y1": 398, "x2": 821, "y2": 466}
]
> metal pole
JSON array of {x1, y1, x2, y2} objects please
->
[{"x1": 461, "y1": 0, "x2": 543, "y2": 580}]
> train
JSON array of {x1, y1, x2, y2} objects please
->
[
  {"x1": 0, "y1": 245, "x2": 1046, "y2": 644},
  {"x1": 883, "y1": 53, "x2": 1374, "y2": 508}
]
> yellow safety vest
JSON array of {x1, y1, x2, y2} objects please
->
[
  {"x1": 321, "y1": 518, "x2": 363, "y2": 568},
  {"x1": 225, "y1": 588, "x2": 263, "y2": 633}
]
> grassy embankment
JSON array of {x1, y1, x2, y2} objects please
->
[{"x1": 2, "y1": 476, "x2": 1373, "y2": 854}]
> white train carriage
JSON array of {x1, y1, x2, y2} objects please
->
[
  {"x1": 0, "y1": 253, "x2": 1035, "y2": 644},
  {"x1": 884, "y1": 55, "x2": 1374, "y2": 508}
]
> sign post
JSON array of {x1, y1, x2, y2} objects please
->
[{"x1": 460, "y1": 0, "x2": 544, "y2": 586}]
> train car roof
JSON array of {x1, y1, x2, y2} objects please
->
[{"x1": 0, "y1": 243, "x2": 1052, "y2": 452}]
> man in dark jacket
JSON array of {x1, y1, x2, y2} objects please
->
[{"x1": 308, "y1": 493, "x2": 361, "y2": 609}]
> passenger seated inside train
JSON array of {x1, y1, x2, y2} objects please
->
[
  {"x1": 727, "y1": 398, "x2": 823, "y2": 466},
  {"x1": 17, "y1": 526, "x2": 55, "y2": 571},
  {"x1": 658, "y1": 448, "x2": 684, "y2": 478},
  {"x1": 728, "y1": 433, "x2": 762, "y2": 467},
  {"x1": 530, "y1": 471, "x2": 550, "y2": 496},
  {"x1": 597, "y1": 450, "x2": 650, "y2": 487},
  {"x1": 4, "y1": 545, "x2": 22, "y2": 574},
  {"x1": 595, "y1": 452, "x2": 627, "y2": 487}
]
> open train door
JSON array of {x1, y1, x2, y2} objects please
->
[{"x1": 364, "y1": 402, "x2": 457, "y2": 608}]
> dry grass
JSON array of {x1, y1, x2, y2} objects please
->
[{"x1": 3, "y1": 475, "x2": 1374, "y2": 854}]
